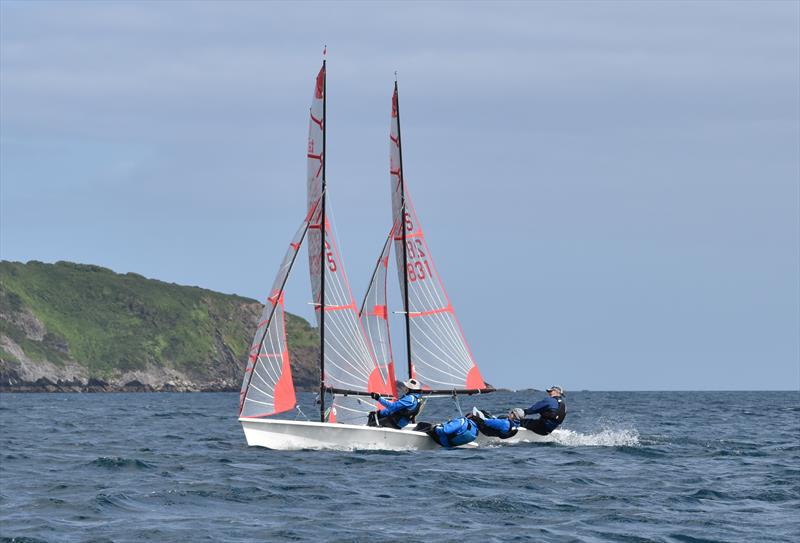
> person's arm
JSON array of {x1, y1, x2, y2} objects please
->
[
  {"x1": 523, "y1": 398, "x2": 552, "y2": 415},
  {"x1": 376, "y1": 396, "x2": 394, "y2": 408},
  {"x1": 379, "y1": 395, "x2": 413, "y2": 416}
]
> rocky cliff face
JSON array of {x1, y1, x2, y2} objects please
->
[{"x1": 0, "y1": 260, "x2": 319, "y2": 392}]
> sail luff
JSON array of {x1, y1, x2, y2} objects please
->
[
  {"x1": 392, "y1": 83, "x2": 413, "y2": 381},
  {"x1": 319, "y1": 59, "x2": 327, "y2": 423}
]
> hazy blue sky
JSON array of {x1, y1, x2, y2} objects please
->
[{"x1": 1, "y1": 1, "x2": 798, "y2": 390}]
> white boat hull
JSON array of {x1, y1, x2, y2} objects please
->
[
  {"x1": 240, "y1": 417, "x2": 441, "y2": 451},
  {"x1": 240, "y1": 417, "x2": 555, "y2": 451}
]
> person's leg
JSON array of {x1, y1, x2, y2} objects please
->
[
  {"x1": 377, "y1": 414, "x2": 401, "y2": 429},
  {"x1": 522, "y1": 418, "x2": 551, "y2": 436},
  {"x1": 367, "y1": 411, "x2": 379, "y2": 427}
]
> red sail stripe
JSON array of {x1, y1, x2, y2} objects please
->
[
  {"x1": 323, "y1": 303, "x2": 358, "y2": 312},
  {"x1": 408, "y1": 305, "x2": 453, "y2": 318},
  {"x1": 370, "y1": 304, "x2": 388, "y2": 320},
  {"x1": 393, "y1": 231, "x2": 423, "y2": 240}
]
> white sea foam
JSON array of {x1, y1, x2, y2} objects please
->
[{"x1": 550, "y1": 427, "x2": 640, "y2": 447}]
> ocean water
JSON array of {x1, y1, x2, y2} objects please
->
[{"x1": 1, "y1": 391, "x2": 798, "y2": 543}]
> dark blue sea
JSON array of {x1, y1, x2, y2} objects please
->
[{"x1": 1, "y1": 391, "x2": 798, "y2": 542}]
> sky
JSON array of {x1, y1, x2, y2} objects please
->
[{"x1": 1, "y1": 1, "x2": 798, "y2": 391}]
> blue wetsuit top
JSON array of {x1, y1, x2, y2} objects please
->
[
  {"x1": 377, "y1": 393, "x2": 421, "y2": 429},
  {"x1": 524, "y1": 396, "x2": 565, "y2": 432}
]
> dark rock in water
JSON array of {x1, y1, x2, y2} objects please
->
[
  {"x1": 35, "y1": 377, "x2": 55, "y2": 387},
  {"x1": 87, "y1": 377, "x2": 108, "y2": 387},
  {"x1": 122, "y1": 380, "x2": 149, "y2": 391}
]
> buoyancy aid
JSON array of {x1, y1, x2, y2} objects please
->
[
  {"x1": 540, "y1": 397, "x2": 566, "y2": 424},
  {"x1": 436, "y1": 417, "x2": 478, "y2": 447},
  {"x1": 381, "y1": 393, "x2": 422, "y2": 428}
]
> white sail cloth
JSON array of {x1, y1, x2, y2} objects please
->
[{"x1": 389, "y1": 85, "x2": 487, "y2": 392}]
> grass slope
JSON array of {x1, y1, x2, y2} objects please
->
[{"x1": 0, "y1": 260, "x2": 318, "y2": 381}]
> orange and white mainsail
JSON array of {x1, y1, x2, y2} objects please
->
[
  {"x1": 389, "y1": 83, "x2": 488, "y2": 393},
  {"x1": 306, "y1": 62, "x2": 391, "y2": 423}
]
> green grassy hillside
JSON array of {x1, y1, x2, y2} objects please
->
[{"x1": 0, "y1": 260, "x2": 318, "y2": 389}]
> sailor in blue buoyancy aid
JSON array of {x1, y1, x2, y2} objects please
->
[
  {"x1": 416, "y1": 416, "x2": 479, "y2": 448},
  {"x1": 468, "y1": 407, "x2": 523, "y2": 439},
  {"x1": 516, "y1": 386, "x2": 566, "y2": 435},
  {"x1": 367, "y1": 379, "x2": 423, "y2": 429}
]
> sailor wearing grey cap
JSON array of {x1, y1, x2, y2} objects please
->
[
  {"x1": 367, "y1": 378, "x2": 423, "y2": 430},
  {"x1": 515, "y1": 386, "x2": 567, "y2": 436}
]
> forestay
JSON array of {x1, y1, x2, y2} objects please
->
[
  {"x1": 306, "y1": 62, "x2": 391, "y2": 423},
  {"x1": 389, "y1": 86, "x2": 487, "y2": 392}
]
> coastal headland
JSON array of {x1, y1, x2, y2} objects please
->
[{"x1": 0, "y1": 260, "x2": 319, "y2": 392}]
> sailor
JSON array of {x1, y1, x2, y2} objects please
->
[
  {"x1": 416, "y1": 416, "x2": 479, "y2": 448},
  {"x1": 516, "y1": 385, "x2": 566, "y2": 435},
  {"x1": 367, "y1": 378, "x2": 423, "y2": 429},
  {"x1": 468, "y1": 407, "x2": 523, "y2": 440}
]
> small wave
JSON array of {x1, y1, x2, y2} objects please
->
[
  {"x1": 684, "y1": 488, "x2": 733, "y2": 502},
  {"x1": 457, "y1": 494, "x2": 530, "y2": 514},
  {"x1": 88, "y1": 456, "x2": 154, "y2": 470},
  {"x1": 92, "y1": 492, "x2": 141, "y2": 512},
  {"x1": 551, "y1": 428, "x2": 640, "y2": 447}
]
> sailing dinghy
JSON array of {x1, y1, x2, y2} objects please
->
[
  {"x1": 238, "y1": 61, "x2": 438, "y2": 451},
  {"x1": 368, "y1": 82, "x2": 552, "y2": 445},
  {"x1": 239, "y1": 63, "x2": 549, "y2": 450}
]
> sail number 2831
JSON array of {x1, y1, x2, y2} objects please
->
[
  {"x1": 402, "y1": 213, "x2": 432, "y2": 282},
  {"x1": 405, "y1": 239, "x2": 431, "y2": 282}
]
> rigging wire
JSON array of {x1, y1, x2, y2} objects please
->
[
  {"x1": 452, "y1": 390, "x2": 464, "y2": 417},
  {"x1": 295, "y1": 404, "x2": 309, "y2": 421}
]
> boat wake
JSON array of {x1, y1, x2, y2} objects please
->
[{"x1": 550, "y1": 428, "x2": 640, "y2": 447}]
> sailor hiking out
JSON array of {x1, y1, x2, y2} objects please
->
[
  {"x1": 516, "y1": 386, "x2": 567, "y2": 436},
  {"x1": 468, "y1": 407, "x2": 523, "y2": 439},
  {"x1": 367, "y1": 379, "x2": 423, "y2": 430},
  {"x1": 416, "y1": 416, "x2": 479, "y2": 448}
]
